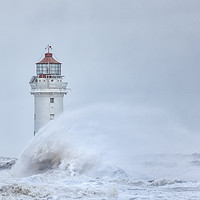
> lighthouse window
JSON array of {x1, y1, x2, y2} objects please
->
[
  {"x1": 49, "y1": 64, "x2": 61, "y2": 75},
  {"x1": 50, "y1": 98, "x2": 54, "y2": 103},
  {"x1": 36, "y1": 64, "x2": 48, "y2": 75},
  {"x1": 50, "y1": 114, "x2": 54, "y2": 120}
]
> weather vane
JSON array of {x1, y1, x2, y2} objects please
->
[{"x1": 45, "y1": 45, "x2": 52, "y2": 53}]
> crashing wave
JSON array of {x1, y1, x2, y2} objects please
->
[
  {"x1": 11, "y1": 131, "x2": 98, "y2": 177},
  {"x1": 11, "y1": 114, "x2": 118, "y2": 178}
]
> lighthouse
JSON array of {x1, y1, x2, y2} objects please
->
[{"x1": 29, "y1": 46, "x2": 68, "y2": 135}]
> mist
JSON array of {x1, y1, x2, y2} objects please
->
[{"x1": 11, "y1": 102, "x2": 200, "y2": 180}]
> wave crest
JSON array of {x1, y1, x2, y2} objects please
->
[{"x1": 12, "y1": 115, "x2": 101, "y2": 177}]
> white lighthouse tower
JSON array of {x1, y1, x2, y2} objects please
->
[{"x1": 29, "y1": 46, "x2": 68, "y2": 135}]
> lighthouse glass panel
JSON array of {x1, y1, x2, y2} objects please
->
[
  {"x1": 49, "y1": 64, "x2": 61, "y2": 75},
  {"x1": 36, "y1": 64, "x2": 48, "y2": 75}
]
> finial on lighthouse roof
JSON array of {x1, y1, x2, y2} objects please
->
[{"x1": 45, "y1": 44, "x2": 52, "y2": 53}]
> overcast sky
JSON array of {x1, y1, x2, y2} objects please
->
[{"x1": 1, "y1": 0, "x2": 200, "y2": 157}]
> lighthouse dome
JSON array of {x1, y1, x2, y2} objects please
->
[{"x1": 36, "y1": 53, "x2": 61, "y2": 76}]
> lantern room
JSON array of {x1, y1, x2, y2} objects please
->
[{"x1": 36, "y1": 52, "x2": 61, "y2": 76}]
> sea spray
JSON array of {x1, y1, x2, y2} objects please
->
[
  {"x1": 11, "y1": 103, "x2": 196, "y2": 179},
  {"x1": 12, "y1": 111, "x2": 105, "y2": 177},
  {"x1": 11, "y1": 103, "x2": 135, "y2": 178}
]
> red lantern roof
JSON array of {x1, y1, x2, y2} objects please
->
[{"x1": 36, "y1": 53, "x2": 61, "y2": 64}]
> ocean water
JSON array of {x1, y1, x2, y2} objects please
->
[
  {"x1": 1, "y1": 107, "x2": 200, "y2": 199},
  {"x1": 1, "y1": 154, "x2": 200, "y2": 199}
]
